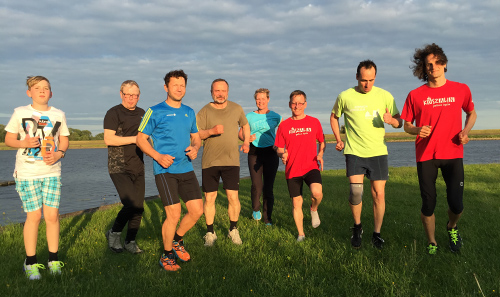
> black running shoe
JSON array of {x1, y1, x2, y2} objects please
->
[
  {"x1": 350, "y1": 225, "x2": 363, "y2": 249},
  {"x1": 372, "y1": 234, "x2": 384, "y2": 249},
  {"x1": 447, "y1": 224, "x2": 462, "y2": 252}
]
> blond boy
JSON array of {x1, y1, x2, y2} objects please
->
[{"x1": 5, "y1": 76, "x2": 70, "y2": 280}]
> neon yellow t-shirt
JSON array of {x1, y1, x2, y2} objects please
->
[{"x1": 332, "y1": 86, "x2": 399, "y2": 158}]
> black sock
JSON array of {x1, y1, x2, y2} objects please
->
[
  {"x1": 164, "y1": 249, "x2": 173, "y2": 255},
  {"x1": 354, "y1": 223, "x2": 362, "y2": 229},
  {"x1": 48, "y1": 251, "x2": 59, "y2": 262},
  {"x1": 173, "y1": 233, "x2": 183, "y2": 243},
  {"x1": 229, "y1": 221, "x2": 238, "y2": 231},
  {"x1": 207, "y1": 224, "x2": 214, "y2": 233},
  {"x1": 26, "y1": 255, "x2": 37, "y2": 265},
  {"x1": 373, "y1": 232, "x2": 381, "y2": 238}
]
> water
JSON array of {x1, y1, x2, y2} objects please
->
[{"x1": 1, "y1": 140, "x2": 499, "y2": 225}]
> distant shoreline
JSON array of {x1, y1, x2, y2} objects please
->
[{"x1": 1, "y1": 129, "x2": 499, "y2": 150}]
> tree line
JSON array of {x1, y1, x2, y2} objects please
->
[{"x1": 0, "y1": 125, "x2": 103, "y2": 142}]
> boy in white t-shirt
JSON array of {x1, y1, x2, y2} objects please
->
[{"x1": 5, "y1": 76, "x2": 70, "y2": 280}]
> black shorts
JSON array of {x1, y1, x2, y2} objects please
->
[
  {"x1": 202, "y1": 166, "x2": 240, "y2": 192},
  {"x1": 417, "y1": 158, "x2": 464, "y2": 216},
  {"x1": 155, "y1": 171, "x2": 202, "y2": 207},
  {"x1": 345, "y1": 154, "x2": 389, "y2": 181},
  {"x1": 286, "y1": 169, "x2": 322, "y2": 198}
]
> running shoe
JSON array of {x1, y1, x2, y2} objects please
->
[
  {"x1": 159, "y1": 253, "x2": 181, "y2": 272},
  {"x1": 228, "y1": 228, "x2": 242, "y2": 245},
  {"x1": 311, "y1": 208, "x2": 321, "y2": 228},
  {"x1": 447, "y1": 224, "x2": 463, "y2": 252},
  {"x1": 350, "y1": 225, "x2": 363, "y2": 249},
  {"x1": 371, "y1": 234, "x2": 385, "y2": 249},
  {"x1": 124, "y1": 240, "x2": 143, "y2": 254},
  {"x1": 427, "y1": 243, "x2": 438, "y2": 255},
  {"x1": 203, "y1": 232, "x2": 218, "y2": 247},
  {"x1": 252, "y1": 211, "x2": 262, "y2": 221},
  {"x1": 106, "y1": 229, "x2": 123, "y2": 253},
  {"x1": 173, "y1": 240, "x2": 191, "y2": 262},
  {"x1": 297, "y1": 235, "x2": 306, "y2": 242},
  {"x1": 48, "y1": 260, "x2": 64, "y2": 275},
  {"x1": 24, "y1": 260, "x2": 45, "y2": 280}
]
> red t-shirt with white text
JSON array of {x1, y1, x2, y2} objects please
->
[
  {"x1": 274, "y1": 115, "x2": 325, "y2": 179},
  {"x1": 400, "y1": 80, "x2": 474, "y2": 162}
]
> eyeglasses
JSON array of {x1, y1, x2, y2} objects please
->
[
  {"x1": 122, "y1": 92, "x2": 139, "y2": 99},
  {"x1": 291, "y1": 102, "x2": 305, "y2": 107}
]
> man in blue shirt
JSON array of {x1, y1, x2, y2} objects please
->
[{"x1": 137, "y1": 70, "x2": 203, "y2": 272}]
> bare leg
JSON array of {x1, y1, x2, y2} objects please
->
[
  {"x1": 447, "y1": 209, "x2": 462, "y2": 229},
  {"x1": 348, "y1": 175, "x2": 364, "y2": 225},
  {"x1": 24, "y1": 209, "x2": 42, "y2": 256},
  {"x1": 421, "y1": 213, "x2": 436, "y2": 245},
  {"x1": 162, "y1": 204, "x2": 181, "y2": 251},
  {"x1": 292, "y1": 195, "x2": 304, "y2": 236},
  {"x1": 43, "y1": 205, "x2": 60, "y2": 253},
  {"x1": 176, "y1": 199, "x2": 204, "y2": 236},
  {"x1": 226, "y1": 189, "x2": 241, "y2": 222},
  {"x1": 309, "y1": 183, "x2": 323, "y2": 211},
  {"x1": 370, "y1": 180, "x2": 386, "y2": 233},
  {"x1": 203, "y1": 191, "x2": 218, "y2": 225}
]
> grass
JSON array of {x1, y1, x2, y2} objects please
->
[{"x1": 0, "y1": 164, "x2": 499, "y2": 296}]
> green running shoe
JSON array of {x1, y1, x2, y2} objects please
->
[
  {"x1": 427, "y1": 243, "x2": 438, "y2": 255},
  {"x1": 48, "y1": 260, "x2": 64, "y2": 275},
  {"x1": 24, "y1": 260, "x2": 45, "y2": 280},
  {"x1": 447, "y1": 224, "x2": 463, "y2": 252}
]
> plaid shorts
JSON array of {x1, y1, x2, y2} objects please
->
[{"x1": 15, "y1": 176, "x2": 62, "y2": 212}]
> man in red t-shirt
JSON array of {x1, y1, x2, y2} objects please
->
[
  {"x1": 275, "y1": 90, "x2": 326, "y2": 242},
  {"x1": 401, "y1": 43, "x2": 477, "y2": 255}
]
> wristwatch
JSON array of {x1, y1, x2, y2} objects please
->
[{"x1": 59, "y1": 150, "x2": 66, "y2": 159}]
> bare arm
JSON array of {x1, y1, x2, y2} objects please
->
[
  {"x1": 136, "y1": 132, "x2": 175, "y2": 168},
  {"x1": 403, "y1": 121, "x2": 432, "y2": 138},
  {"x1": 198, "y1": 125, "x2": 224, "y2": 140},
  {"x1": 5, "y1": 132, "x2": 40, "y2": 148},
  {"x1": 329, "y1": 113, "x2": 344, "y2": 152},
  {"x1": 317, "y1": 141, "x2": 326, "y2": 171},
  {"x1": 240, "y1": 123, "x2": 250, "y2": 153},
  {"x1": 185, "y1": 132, "x2": 202, "y2": 160},
  {"x1": 459, "y1": 109, "x2": 477, "y2": 145},
  {"x1": 383, "y1": 108, "x2": 403, "y2": 128},
  {"x1": 44, "y1": 135, "x2": 69, "y2": 165},
  {"x1": 104, "y1": 129, "x2": 137, "y2": 146}
]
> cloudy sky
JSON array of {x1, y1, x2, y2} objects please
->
[{"x1": 1, "y1": 0, "x2": 498, "y2": 136}]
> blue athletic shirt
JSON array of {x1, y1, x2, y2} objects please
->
[
  {"x1": 246, "y1": 111, "x2": 282, "y2": 148},
  {"x1": 138, "y1": 101, "x2": 198, "y2": 175}
]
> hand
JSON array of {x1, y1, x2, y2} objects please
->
[
  {"x1": 24, "y1": 134, "x2": 40, "y2": 148},
  {"x1": 185, "y1": 146, "x2": 198, "y2": 160},
  {"x1": 459, "y1": 131, "x2": 470, "y2": 145},
  {"x1": 281, "y1": 149, "x2": 288, "y2": 165},
  {"x1": 43, "y1": 150, "x2": 61, "y2": 165},
  {"x1": 419, "y1": 125, "x2": 432, "y2": 138},
  {"x1": 249, "y1": 134, "x2": 256, "y2": 142},
  {"x1": 240, "y1": 143, "x2": 250, "y2": 153},
  {"x1": 156, "y1": 154, "x2": 175, "y2": 169},
  {"x1": 317, "y1": 154, "x2": 324, "y2": 171},
  {"x1": 335, "y1": 140, "x2": 344, "y2": 152},
  {"x1": 210, "y1": 125, "x2": 224, "y2": 135},
  {"x1": 383, "y1": 108, "x2": 393, "y2": 125}
]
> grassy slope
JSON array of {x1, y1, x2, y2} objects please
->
[{"x1": 1, "y1": 164, "x2": 499, "y2": 296}]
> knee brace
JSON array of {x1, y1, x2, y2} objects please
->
[{"x1": 349, "y1": 183, "x2": 363, "y2": 205}]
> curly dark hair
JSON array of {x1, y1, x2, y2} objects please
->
[
  {"x1": 356, "y1": 60, "x2": 377, "y2": 76},
  {"x1": 164, "y1": 69, "x2": 188, "y2": 86},
  {"x1": 411, "y1": 43, "x2": 448, "y2": 82}
]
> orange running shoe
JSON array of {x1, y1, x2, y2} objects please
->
[
  {"x1": 159, "y1": 253, "x2": 181, "y2": 271},
  {"x1": 173, "y1": 240, "x2": 191, "y2": 262}
]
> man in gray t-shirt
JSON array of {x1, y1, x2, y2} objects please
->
[{"x1": 196, "y1": 78, "x2": 250, "y2": 246}]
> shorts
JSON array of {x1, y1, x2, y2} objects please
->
[
  {"x1": 155, "y1": 171, "x2": 202, "y2": 207},
  {"x1": 345, "y1": 154, "x2": 389, "y2": 181},
  {"x1": 202, "y1": 166, "x2": 240, "y2": 192},
  {"x1": 286, "y1": 169, "x2": 322, "y2": 198},
  {"x1": 417, "y1": 158, "x2": 464, "y2": 216},
  {"x1": 15, "y1": 176, "x2": 62, "y2": 212}
]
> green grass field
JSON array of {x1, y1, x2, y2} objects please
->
[{"x1": 1, "y1": 164, "x2": 499, "y2": 296}]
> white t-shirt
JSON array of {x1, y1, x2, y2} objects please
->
[{"x1": 5, "y1": 104, "x2": 70, "y2": 179}]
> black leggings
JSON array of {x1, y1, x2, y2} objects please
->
[
  {"x1": 248, "y1": 144, "x2": 279, "y2": 223},
  {"x1": 417, "y1": 158, "x2": 464, "y2": 216},
  {"x1": 110, "y1": 172, "x2": 145, "y2": 242}
]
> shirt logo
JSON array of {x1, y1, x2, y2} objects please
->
[
  {"x1": 167, "y1": 113, "x2": 176, "y2": 116},
  {"x1": 289, "y1": 127, "x2": 312, "y2": 136},
  {"x1": 423, "y1": 96, "x2": 455, "y2": 107}
]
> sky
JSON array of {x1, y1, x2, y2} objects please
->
[{"x1": 1, "y1": 0, "x2": 499, "y2": 136}]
